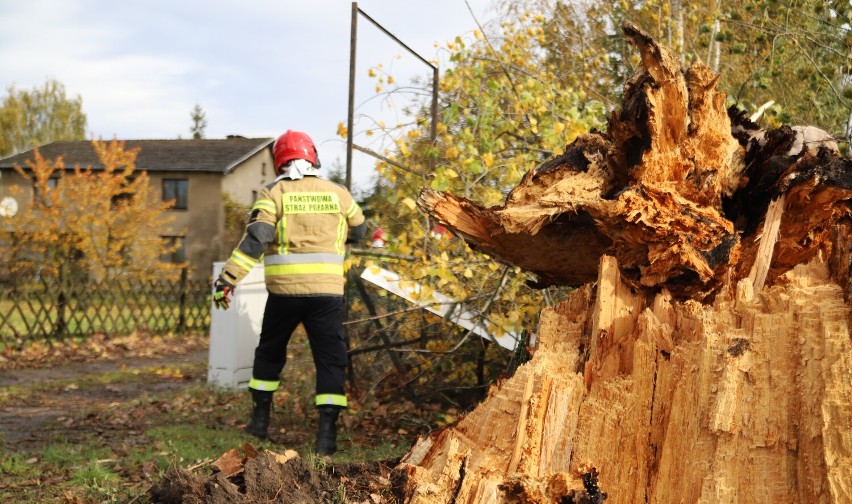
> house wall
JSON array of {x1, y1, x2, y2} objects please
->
[
  {"x1": 224, "y1": 149, "x2": 274, "y2": 206},
  {"x1": 0, "y1": 169, "x2": 34, "y2": 212},
  {"x1": 177, "y1": 149, "x2": 271, "y2": 281},
  {"x1": 148, "y1": 171, "x2": 224, "y2": 281},
  {"x1": 0, "y1": 148, "x2": 273, "y2": 282}
]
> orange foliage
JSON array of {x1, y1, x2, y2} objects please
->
[{"x1": 4, "y1": 139, "x2": 183, "y2": 282}]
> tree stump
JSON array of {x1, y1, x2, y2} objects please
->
[{"x1": 397, "y1": 21, "x2": 852, "y2": 503}]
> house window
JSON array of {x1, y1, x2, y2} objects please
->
[
  {"x1": 261, "y1": 162, "x2": 267, "y2": 176},
  {"x1": 161, "y1": 236, "x2": 186, "y2": 263},
  {"x1": 162, "y1": 179, "x2": 188, "y2": 210},
  {"x1": 34, "y1": 177, "x2": 60, "y2": 206},
  {"x1": 252, "y1": 190, "x2": 258, "y2": 202}
]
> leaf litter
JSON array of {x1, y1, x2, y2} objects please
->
[{"x1": 0, "y1": 333, "x2": 431, "y2": 503}]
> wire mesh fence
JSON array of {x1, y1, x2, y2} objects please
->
[
  {"x1": 343, "y1": 264, "x2": 517, "y2": 409},
  {"x1": 0, "y1": 270, "x2": 210, "y2": 348},
  {"x1": 0, "y1": 257, "x2": 517, "y2": 409}
]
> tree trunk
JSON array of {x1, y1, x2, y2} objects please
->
[
  {"x1": 394, "y1": 254, "x2": 852, "y2": 503},
  {"x1": 395, "y1": 21, "x2": 852, "y2": 503}
]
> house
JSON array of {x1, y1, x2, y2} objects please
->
[{"x1": 0, "y1": 136, "x2": 275, "y2": 280}]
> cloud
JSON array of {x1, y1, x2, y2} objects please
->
[{"x1": 0, "y1": 0, "x2": 498, "y2": 189}]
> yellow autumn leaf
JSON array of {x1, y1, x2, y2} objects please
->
[
  {"x1": 401, "y1": 197, "x2": 416, "y2": 210},
  {"x1": 446, "y1": 146, "x2": 460, "y2": 159},
  {"x1": 336, "y1": 121, "x2": 348, "y2": 138},
  {"x1": 395, "y1": 139, "x2": 410, "y2": 157},
  {"x1": 482, "y1": 152, "x2": 494, "y2": 168}
]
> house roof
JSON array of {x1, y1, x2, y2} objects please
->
[{"x1": 0, "y1": 137, "x2": 274, "y2": 174}]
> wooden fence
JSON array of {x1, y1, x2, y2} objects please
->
[{"x1": 0, "y1": 270, "x2": 211, "y2": 348}]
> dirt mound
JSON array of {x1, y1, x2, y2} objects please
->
[
  {"x1": 150, "y1": 453, "x2": 338, "y2": 503},
  {"x1": 150, "y1": 450, "x2": 400, "y2": 503}
]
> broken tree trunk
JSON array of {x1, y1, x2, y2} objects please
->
[{"x1": 394, "y1": 21, "x2": 852, "y2": 503}]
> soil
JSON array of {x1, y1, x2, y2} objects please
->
[
  {"x1": 0, "y1": 348, "x2": 210, "y2": 450},
  {"x1": 149, "y1": 454, "x2": 399, "y2": 504},
  {"x1": 0, "y1": 342, "x2": 406, "y2": 503}
]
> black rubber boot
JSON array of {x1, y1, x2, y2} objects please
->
[
  {"x1": 315, "y1": 405, "x2": 342, "y2": 455},
  {"x1": 246, "y1": 389, "x2": 272, "y2": 439}
]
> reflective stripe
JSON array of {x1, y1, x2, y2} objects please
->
[
  {"x1": 335, "y1": 215, "x2": 346, "y2": 255},
  {"x1": 249, "y1": 378, "x2": 280, "y2": 392},
  {"x1": 230, "y1": 250, "x2": 258, "y2": 272},
  {"x1": 281, "y1": 192, "x2": 340, "y2": 214},
  {"x1": 315, "y1": 393, "x2": 347, "y2": 407},
  {"x1": 265, "y1": 253, "x2": 344, "y2": 265},
  {"x1": 277, "y1": 214, "x2": 288, "y2": 255},
  {"x1": 265, "y1": 263, "x2": 344, "y2": 276},
  {"x1": 253, "y1": 198, "x2": 276, "y2": 213},
  {"x1": 345, "y1": 200, "x2": 359, "y2": 218}
]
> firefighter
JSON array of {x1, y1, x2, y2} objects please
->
[{"x1": 212, "y1": 130, "x2": 366, "y2": 455}]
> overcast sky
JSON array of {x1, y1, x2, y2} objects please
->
[{"x1": 0, "y1": 0, "x2": 499, "y2": 192}]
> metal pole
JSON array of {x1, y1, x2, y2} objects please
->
[
  {"x1": 430, "y1": 66, "x2": 439, "y2": 173},
  {"x1": 347, "y1": 6, "x2": 439, "y2": 180},
  {"x1": 346, "y1": 2, "x2": 358, "y2": 190}
]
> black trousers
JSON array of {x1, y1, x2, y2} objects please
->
[{"x1": 252, "y1": 294, "x2": 347, "y2": 399}]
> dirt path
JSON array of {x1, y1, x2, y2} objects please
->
[
  {"x1": 0, "y1": 348, "x2": 209, "y2": 449},
  {"x1": 0, "y1": 348, "x2": 209, "y2": 387},
  {"x1": 1, "y1": 343, "x2": 408, "y2": 502}
]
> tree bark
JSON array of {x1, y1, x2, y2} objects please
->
[{"x1": 396, "y1": 21, "x2": 852, "y2": 503}]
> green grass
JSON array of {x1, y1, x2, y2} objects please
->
[
  {"x1": 71, "y1": 461, "x2": 121, "y2": 501},
  {"x1": 0, "y1": 387, "x2": 385, "y2": 501},
  {"x1": 333, "y1": 437, "x2": 410, "y2": 464},
  {"x1": 0, "y1": 451, "x2": 38, "y2": 478},
  {"x1": 41, "y1": 441, "x2": 113, "y2": 467},
  {"x1": 0, "y1": 335, "x2": 422, "y2": 503},
  {"x1": 145, "y1": 423, "x2": 262, "y2": 465}
]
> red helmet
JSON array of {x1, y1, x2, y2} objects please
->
[{"x1": 273, "y1": 130, "x2": 320, "y2": 171}]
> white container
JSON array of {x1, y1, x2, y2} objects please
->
[{"x1": 208, "y1": 262, "x2": 267, "y2": 389}]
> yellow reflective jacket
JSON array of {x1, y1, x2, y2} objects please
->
[{"x1": 221, "y1": 176, "x2": 365, "y2": 296}]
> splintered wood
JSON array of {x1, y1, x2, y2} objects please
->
[
  {"x1": 417, "y1": 24, "x2": 852, "y2": 300},
  {"x1": 395, "y1": 256, "x2": 852, "y2": 503},
  {"x1": 402, "y1": 20, "x2": 852, "y2": 504}
]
